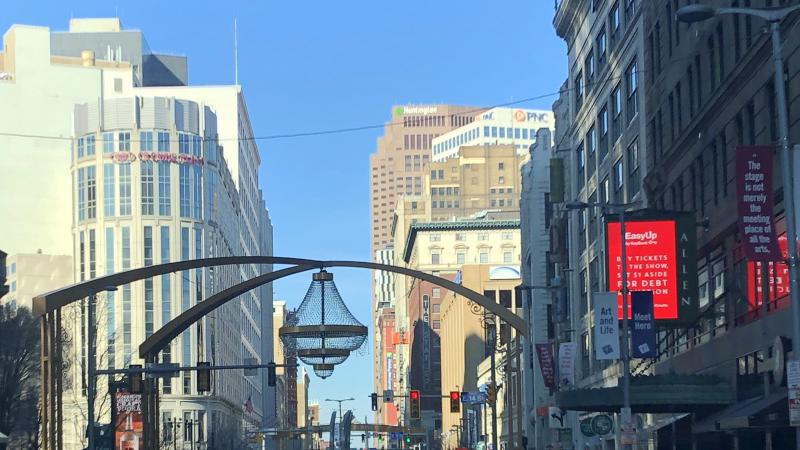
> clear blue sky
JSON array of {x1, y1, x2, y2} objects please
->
[{"x1": 3, "y1": 0, "x2": 565, "y2": 424}]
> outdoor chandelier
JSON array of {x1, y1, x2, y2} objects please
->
[{"x1": 279, "y1": 270, "x2": 368, "y2": 378}]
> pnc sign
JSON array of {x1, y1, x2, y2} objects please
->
[{"x1": 606, "y1": 212, "x2": 698, "y2": 323}]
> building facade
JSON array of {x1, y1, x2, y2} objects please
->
[
  {"x1": 431, "y1": 107, "x2": 555, "y2": 162},
  {"x1": 2, "y1": 253, "x2": 72, "y2": 310}
]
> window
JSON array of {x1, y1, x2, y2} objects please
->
[
  {"x1": 609, "y1": 3, "x2": 620, "y2": 46},
  {"x1": 432, "y1": 287, "x2": 441, "y2": 298},
  {"x1": 585, "y1": 52, "x2": 595, "y2": 84},
  {"x1": 103, "y1": 133, "x2": 114, "y2": 153},
  {"x1": 118, "y1": 132, "x2": 130, "y2": 152},
  {"x1": 158, "y1": 131, "x2": 170, "y2": 152},
  {"x1": 614, "y1": 159, "x2": 625, "y2": 200},
  {"x1": 78, "y1": 138, "x2": 86, "y2": 158},
  {"x1": 503, "y1": 251, "x2": 513, "y2": 263},
  {"x1": 141, "y1": 162, "x2": 155, "y2": 215},
  {"x1": 611, "y1": 84, "x2": 623, "y2": 142},
  {"x1": 598, "y1": 106, "x2": 609, "y2": 160},
  {"x1": 77, "y1": 166, "x2": 97, "y2": 221},
  {"x1": 627, "y1": 138, "x2": 640, "y2": 198},
  {"x1": 586, "y1": 125, "x2": 596, "y2": 178},
  {"x1": 432, "y1": 320, "x2": 441, "y2": 330},
  {"x1": 457, "y1": 252, "x2": 466, "y2": 264},
  {"x1": 86, "y1": 135, "x2": 96, "y2": 157},
  {"x1": 431, "y1": 252, "x2": 440, "y2": 265},
  {"x1": 455, "y1": 233, "x2": 466, "y2": 241},
  {"x1": 119, "y1": 164, "x2": 131, "y2": 215},
  {"x1": 499, "y1": 176, "x2": 505, "y2": 184},
  {"x1": 498, "y1": 162, "x2": 505, "y2": 170},
  {"x1": 596, "y1": 29, "x2": 607, "y2": 69},
  {"x1": 625, "y1": 0, "x2": 635, "y2": 23},
  {"x1": 432, "y1": 303, "x2": 441, "y2": 313},
  {"x1": 576, "y1": 143, "x2": 585, "y2": 190},
  {"x1": 140, "y1": 131, "x2": 153, "y2": 151},
  {"x1": 574, "y1": 71, "x2": 584, "y2": 112},
  {"x1": 626, "y1": 60, "x2": 639, "y2": 122},
  {"x1": 103, "y1": 164, "x2": 115, "y2": 217},
  {"x1": 479, "y1": 252, "x2": 489, "y2": 264},
  {"x1": 158, "y1": 162, "x2": 171, "y2": 215},
  {"x1": 143, "y1": 226, "x2": 154, "y2": 336},
  {"x1": 179, "y1": 166, "x2": 191, "y2": 217}
]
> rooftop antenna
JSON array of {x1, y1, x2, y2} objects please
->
[{"x1": 234, "y1": 18, "x2": 239, "y2": 85}]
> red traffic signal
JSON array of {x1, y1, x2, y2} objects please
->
[
  {"x1": 409, "y1": 390, "x2": 420, "y2": 400},
  {"x1": 449, "y1": 391, "x2": 460, "y2": 413},
  {"x1": 409, "y1": 390, "x2": 421, "y2": 419}
]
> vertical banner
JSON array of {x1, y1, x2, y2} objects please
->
[
  {"x1": 593, "y1": 292, "x2": 620, "y2": 360},
  {"x1": 535, "y1": 343, "x2": 556, "y2": 388},
  {"x1": 788, "y1": 361, "x2": 800, "y2": 426},
  {"x1": 558, "y1": 342, "x2": 577, "y2": 387},
  {"x1": 631, "y1": 291, "x2": 657, "y2": 358},
  {"x1": 675, "y1": 214, "x2": 699, "y2": 321},
  {"x1": 737, "y1": 145, "x2": 780, "y2": 261},
  {"x1": 114, "y1": 391, "x2": 143, "y2": 450}
]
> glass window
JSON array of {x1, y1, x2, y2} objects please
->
[
  {"x1": 119, "y1": 164, "x2": 132, "y2": 215},
  {"x1": 597, "y1": 29, "x2": 607, "y2": 67},
  {"x1": 140, "y1": 131, "x2": 154, "y2": 151},
  {"x1": 499, "y1": 127, "x2": 506, "y2": 138},
  {"x1": 158, "y1": 162, "x2": 171, "y2": 215},
  {"x1": 503, "y1": 251, "x2": 513, "y2": 263},
  {"x1": 143, "y1": 226, "x2": 154, "y2": 336},
  {"x1": 431, "y1": 252, "x2": 440, "y2": 265},
  {"x1": 626, "y1": 60, "x2": 639, "y2": 122},
  {"x1": 141, "y1": 162, "x2": 155, "y2": 215},
  {"x1": 179, "y1": 165, "x2": 191, "y2": 217},
  {"x1": 158, "y1": 131, "x2": 170, "y2": 152},
  {"x1": 118, "y1": 132, "x2": 130, "y2": 152},
  {"x1": 432, "y1": 287, "x2": 441, "y2": 298},
  {"x1": 103, "y1": 164, "x2": 115, "y2": 217},
  {"x1": 103, "y1": 132, "x2": 114, "y2": 153},
  {"x1": 77, "y1": 138, "x2": 86, "y2": 158},
  {"x1": 77, "y1": 168, "x2": 86, "y2": 221},
  {"x1": 479, "y1": 252, "x2": 489, "y2": 264},
  {"x1": 457, "y1": 252, "x2": 466, "y2": 264},
  {"x1": 484, "y1": 126, "x2": 490, "y2": 137},
  {"x1": 491, "y1": 127, "x2": 498, "y2": 137},
  {"x1": 522, "y1": 129, "x2": 528, "y2": 139}
]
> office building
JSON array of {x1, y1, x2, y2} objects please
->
[
  {"x1": 424, "y1": 144, "x2": 526, "y2": 222},
  {"x1": 431, "y1": 107, "x2": 555, "y2": 162}
]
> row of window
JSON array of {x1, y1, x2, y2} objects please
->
[
  {"x1": 76, "y1": 131, "x2": 203, "y2": 159},
  {"x1": 428, "y1": 231, "x2": 515, "y2": 241},
  {"x1": 430, "y1": 250, "x2": 515, "y2": 265},
  {"x1": 433, "y1": 126, "x2": 538, "y2": 155},
  {"x1": 76, "y1": 162, "x2": 203, "y2": 221},
  {"x1": 402, "y1": 114, "x2": 474, "y2": 128}
]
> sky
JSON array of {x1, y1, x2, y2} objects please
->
[{"x1": 2, "y1": 0, "x2": 566, "y2": 424}]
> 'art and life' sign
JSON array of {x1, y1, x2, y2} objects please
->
[{"x1": 593, "y1": 292, "x2": 620, "y2": 360}]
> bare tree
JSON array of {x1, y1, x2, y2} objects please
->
[{"x1": 0, "y1": 305, "x2": 40, "y2": 446}]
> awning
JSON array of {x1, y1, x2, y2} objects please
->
[
  {"x1": 642, "y1": 413, "x2": 690, "y2": 433},
  {"x1": 0, "y1": 432, "x2": 8, "y2": 444},
  {"x1": 693, "y1": 389, "x2": 788, "y2": 434}
]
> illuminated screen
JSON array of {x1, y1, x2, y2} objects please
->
[{"x1": 607, "y1": 219, "x2": 679, "y2": 320}]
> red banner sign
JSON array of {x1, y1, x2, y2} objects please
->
[
  {"x1": 607, "y1": 220, "x2": 679, "y2": 320},
  {"x1": 535, "y1": 343, "x2": 556, "y2": 388},
  {"x1": 114, "y1": 392, "x2": 143, "y2": 450},
  {"x1": 737, "y1": 145, "x2": 780, "y2": 261}
]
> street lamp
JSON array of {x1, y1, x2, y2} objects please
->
[
  {"x1": 565, "y1": 200, "x2": 639, "y2": 446},
  {"x1": 325, "y1": 397, "x2": 355, "y2": 420},
  {"x1": 677, "y1": 4, "x2": 800, "y2": 449}
]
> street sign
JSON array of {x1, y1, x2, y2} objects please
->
[
  {"x1": 389, "y1": 432, "x2": 404, "y2": 441},
  {"x1": 590, "y1": 414, "x2": 614, "y2": 436},
  {"x1": 548, "y1": 407, "x2": 567, "y2": 429},
  {"x1": 789, "y1": 361, "x2": 800, "y2": 426},
  {"x1": 383, "y1": 389, "x2": 394, "y2": 403},
  {"x1": 460, "y1": 391, "x2": 486, "y2": 404}
]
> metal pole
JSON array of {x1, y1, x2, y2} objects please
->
[
  {"x1": 87, "y1": 295, "x2": 97, "y2": 450},
  {"x1": 504, "y1": 326, "x2": 513, "y2": 450},
  {"x1": 769, "y1": 19, "x2": 800, "y2": 450},
  {"x1": 489, "y1": 320, "x2": 498, "y2": 450},
  {"x1": 619, "y1": 208, "x2": 632, "y2": 449}
]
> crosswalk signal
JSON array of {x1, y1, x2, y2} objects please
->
[
  {"x1": 449, "y1": 391, "x2": 461, "y2": 413},
  {"x1": 409, "y1": 390, "x2": 421, "y2": 419},
  {"x1": 371, "y1": 393, "x2": 378, "y2": 411},
  {"x1": 486, "y1": 383, "x2": 496, "y2": 405},
  {"x1": 197, "y1": 361, "x2": 211, "y2": 392},
  {"x1": 267, "y1": 362, "x2": 277, "y2": 387},
  {"x1": 129, "y1": 365, "x2": 142, "y2": 394}
]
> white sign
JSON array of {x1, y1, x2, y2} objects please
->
[
  {"x1": 558, "y1": 342, "x2": 577, "y2": 387},
  {"x1": 593, "y1": 292, "x2": 620, "y2": 360},
  {"x1": 788, "y1": 361, "x2": 800, "y2": 426},
  {"x1": 788, "y1": 360, "x2": 800, "y2": 388},
  {"x1": 548, "y1": 407, "x2": 567, "y2": 429}
]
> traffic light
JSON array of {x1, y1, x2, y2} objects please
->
[
  {"x1": 197, "y1": 361, "x2": 211, "y2": 392},
  {"x1": 129, "y1": 365, "x2": 142, "y2": 394},
  {"x1": 409, "y1": 390, "x2": 421, "y2": 419},
  {"x1": 267, "y1": 362, "x2": 277, "y2": 387},
  {"x1": 486, "y1": 383, "x2": 496, "y2": 405},
  {"x1": 404, "y1": 436, "x2": 411, "y2": 444},
  {"x1": 449, "y1": 391, "x2": 460, "y2": 413}
]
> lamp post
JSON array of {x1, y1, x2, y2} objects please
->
[
  {"x1": 677, "y1": 4, "x2": 800, "y2": 448},
  {"x1": 566, "y1": 200, "x2": 639, "y2": 448}
]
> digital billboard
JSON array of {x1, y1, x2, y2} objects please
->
[{"x1": 606, "y1": 212, "x2": 698, "y2": 323}]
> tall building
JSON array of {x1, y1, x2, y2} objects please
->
[
  {"x1": 369, "y1": 104, "x2": 481, "y2": 256},
  {"x1": 402, "y1": 216, "x2": 523, "y2": 448},
  {"x1": 369, "y1": 104, "x2": 479, "y2": 425},
  {"x1": 1, "y1": 253, "x2": 72, "y2": 310},
  {"x1": 0, "y1": 19, "x2": 275, "y2": 449},
  {"x1": 424, "y1": 144, "x2": 526, "y2": 222},
  {"x1": 431, "y1": 107, "x2": 554, "y2": 162},
  {"x1": 272, "y1": 301, "x2": 299, "y2": 450}
]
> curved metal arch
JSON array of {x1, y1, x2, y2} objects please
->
[
  {"x1": 139, "y1": 259, "x2": 528, "y2": 359},
  {"x1": 32, "y1": 256, "x2": 325, "y2": 316}
]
